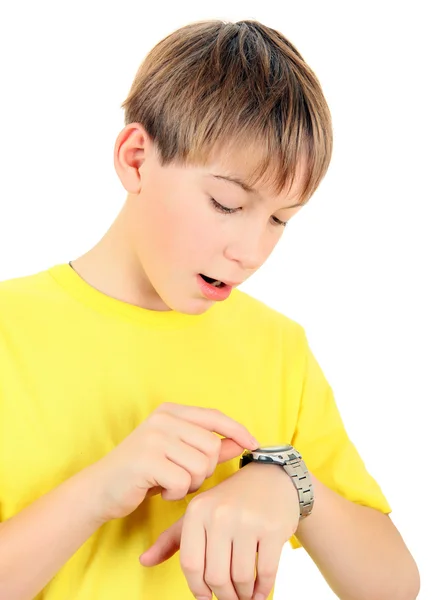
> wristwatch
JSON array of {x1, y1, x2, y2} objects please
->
[{"x1": 239, "y1": 444, "x2": 314, "y2": 519}]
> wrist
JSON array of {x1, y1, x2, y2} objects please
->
[
  {"x1": 245, "y1": 461, "x2": 300, "y2": 513},
  {"x1": 239, "y1": 445, "x2": 314, "y2": 520},
  {"x1": 72, "y1": 462, "x2": 113, "y2": 527}
]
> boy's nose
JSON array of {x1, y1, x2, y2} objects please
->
[{"x1": 223, "y1": 233, "x2": 267, "y2": 273}]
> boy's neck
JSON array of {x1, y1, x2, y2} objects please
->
[{"x1": 68, "y1": 201, "x2": 171, "y2": 312}]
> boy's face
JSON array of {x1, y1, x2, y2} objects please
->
[{"x1": 117, "y1": 125, "x2": 305, "y2": 315}]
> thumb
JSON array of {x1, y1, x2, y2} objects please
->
[
  {"x1": 218, "y1": 437, "x2": 248, "y2": 464},
  {"x1": 139, "y1": 516, "x2": 184, "y2": 567}
]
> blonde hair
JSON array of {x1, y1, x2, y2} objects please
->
[{"x1": 121, "y1": 19, "x2": 333, "y2": 204}]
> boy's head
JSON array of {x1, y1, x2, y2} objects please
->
[{"x1": 113, "y1": 20, "x2": 332, "y2": 314}]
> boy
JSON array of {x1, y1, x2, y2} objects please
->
[{"x1": 0, "y1": 18, "x2": 420, "y2": 600}]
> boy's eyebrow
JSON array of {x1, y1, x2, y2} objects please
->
[
  {"x1": 212, "y1": 174, "x2": 255, "y2": 193},
  {"x1": 211, "y1": 174, "x2": 303, "y2": 209}
]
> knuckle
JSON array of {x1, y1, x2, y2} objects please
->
[
  {"x1": 208, "y1": 433, "x2": 221, "y2": 454},
  {"x1": 189, "y1": 588, "x2": 209, "y2": 600},
  {"x1": 152, "y1": 403, "x2": 178, "y2": 422},
  {"x1": 237, "y1": 509, "x2": 258, "y2": 530},
  {"x1": 180, "y1": 556, "x2": 201, "y2": 574},
  {"x1": 149, "y1": 411, "x2": 178, "y2": 432},
  {"x1": 208, "y1": 407, "x2": 223, "y2": 418},
  {"x1": 152, "y1": 403, "x2": 166, "y2": 416},
  {"x1": 189, "y1": 452, "x2": 209, "y2": 477},
  {"x1": 154, "y1": 401, "x2": 173, "y2": 412},
  {"x1": 185, "y1": 481, "x2": 201, "y2": 494},
  {"x1": 231, "y1": 563, "x2": 255, "y2": 588},
  {"x1": 168, "y1": 471, "x2": 191, "y2": 499},
  {"x1": 232, "y1": 573, "x2": 252, "y2": 586},
  {"x1": 258, "y1": 566, "x2": 277, "y2": 581},
  {"x1": 212, "y1": 503, "x2": 235, "y2": 527},
  {"x1": 187, "y1": 494, "x2": 207, "y2": 515},
  {"x1": 178, "y1": 469, "x2": 192, "y2": 490},
  {"x1": 147, "y1": 411, "x2": 167, "y2": 428},
  {"x1": 204, "y1": 572, "x2": 228, "y2": 588}
]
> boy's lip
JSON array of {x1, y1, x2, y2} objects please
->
[{"x1": 222, "y1": 279, "x2": 242, "y2": 287}]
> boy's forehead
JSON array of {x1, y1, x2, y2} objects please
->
[
  {"x1": 202, "y1": 143, "x2": 308, "y2": 205},
  {"x1": 205, "y1": 140, "x2": 268, "y2": 178}
]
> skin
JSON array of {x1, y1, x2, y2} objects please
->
[
  {"x1": 70, "y1": 123, "x2": 304, "y2": 314},
  {"x1": 0, "y1": 124, "x2": 307, "y2": 600},
  {"x1": 68, "y1": 124, "x2": 307, "y2": 600},
  {"x1": 68, "y1": 124, "x2": 420, "y2": 600},
  {"x1": 1, "y1": 124, "x2": 417, "y2": 600},
  {"x1": 140, "y1": 462, "x2": 299, "y2": 600}
]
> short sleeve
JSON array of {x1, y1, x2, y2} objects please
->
[{"x1": 289, "y1": 335, "x2": 392, "y2": 549}]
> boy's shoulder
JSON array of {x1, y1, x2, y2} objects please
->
[
  {"x1": 0, "y1": 268, "x2": 52, "y2": 301},
  {"x1": 0, "y1": 268, "x2": 58, "y2": 325}
]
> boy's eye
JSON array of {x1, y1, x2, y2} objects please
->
[
  {"x1": 209, "y1": 197, "x2": 238, "y2": 214},
  {"x1": 271, "y1": 216, "x2": 288, "y2": 227},
  {"x1": 209, "y1": 197, "x2": 287, "y2": 227}
]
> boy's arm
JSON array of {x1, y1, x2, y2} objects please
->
[
  {"x1": 0, "y1": 404, "x2": 257, "y2": 600},
  {"x1": 141, "y1": 464, "x2": 420, "y2": 600},
  {"x1": 287, "y1": 337, "x2": 419, "y2": 597},
  {"x1": 0, "y1": 464, "x2": 104, "y2": 600},
  {"x1": 295, "y1": 473, "x2": 420, "y2": 600}
]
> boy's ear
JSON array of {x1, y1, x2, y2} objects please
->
[{"x1": 113, "y1": 123, "x2": 153, "y2": 194}]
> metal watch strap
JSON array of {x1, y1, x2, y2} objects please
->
[{"x1": 283, "y1": 455, "x2": 314, "y2": 519}]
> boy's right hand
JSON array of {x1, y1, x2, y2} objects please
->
[{"x1": 92, "y1": 402, "x2": 259, "y2": 523}]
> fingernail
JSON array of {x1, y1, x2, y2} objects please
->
[
  {"x1": 250, "y1": 436, "x2": 260, "y2": 448},
  {"x1": 195, "y1": 596, "x2": 211, "y2": 600},
  {"x1": 254, "y1": 594, "x2": 266, "y2": 600}
]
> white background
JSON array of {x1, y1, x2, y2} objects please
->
[{"x1": 0, "y1": 1, "x2": 431, "y2": 598}]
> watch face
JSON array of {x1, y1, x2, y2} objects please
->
[{"x1": 256, "y1": 444, "x2": 292, "y2": 453}]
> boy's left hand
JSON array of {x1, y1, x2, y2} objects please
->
[{"x1": 140, "y1": 462, "x2": 300, "y2": 600}]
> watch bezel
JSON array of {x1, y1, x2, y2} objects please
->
[{"x1": 240, "y1": 444, "x2": 302, "y2": 467}]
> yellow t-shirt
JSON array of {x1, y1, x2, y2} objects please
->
[{"x1": 0, "y1": 264, "x2": 391, "y2": 599}]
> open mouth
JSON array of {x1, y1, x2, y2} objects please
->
[{"x1": 200, "y1": 274, "x2": 226, "y2": 288}]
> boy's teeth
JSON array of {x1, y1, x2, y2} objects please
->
[{"x1": 201, "y1": 274, "x2": 224, "y2": 287}]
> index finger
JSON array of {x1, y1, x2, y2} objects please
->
[{"x1": 155, "y1": 403, "x2": 259, "y2": 450}]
